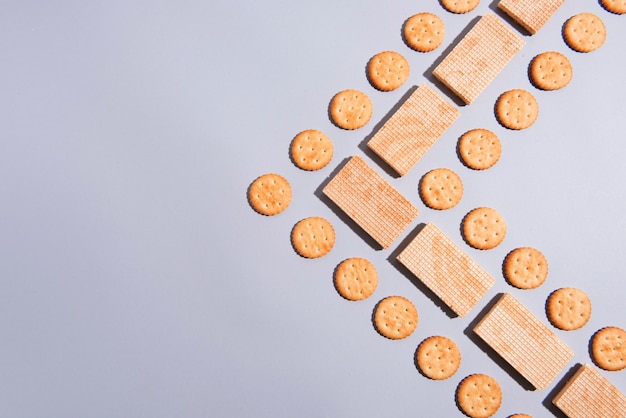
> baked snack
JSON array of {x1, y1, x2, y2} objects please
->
[
  {"x1": 462, "y1": 207, "x2": 506, "y2": 250},
  {"x1": 290, "y1": 129, "x2": 333, "y2": 171},
  {"x1": 495, "y1": 89, "x2": 539, "y2": 130},
  {"x1": 367, "y1": 51, "x2": 410, "y2": 91},
  {"x1": 455, "y1": 374, "x2": 502, "y2": 418},
  {"x1": 373, "y1": 296, "x2": 418, "y2": 340},
  {"x1": 590, "y1": 326, "x2": 626, "y2": 371},
  {"x1": 291, "y1": 217, "x2": 335, "y2": 258},
  {"x1": 334, "y1": 258, "x2": 378, "y2": 301},
  {"x1": 601, "y1": 0, "x2": 626, "y2": 14},
  {"x1": 248, "y1": 173, "x2": 292, "y2": 216},
  {"x1": 546, "y1": 288, "x2": 592, "y2": 331},
  {"x1": 498, "y1": 0, "x2": 566, "y2": 34},
  {"x1": 329, "y1": 89, "x2": 373, "y2": 130},
  {"x1": 441, "y1": 0, "x2": 480, "y2": 14},
  {"x1": 419, "y1": 168, "x2": 463, "y2": 210},
  {"x1": 503, "y1": 247, "x2": 548, "y2": 289},
  {"x1": 415, "y1": 335, "x2": 461, "y2": 380},
  {"x1": 563, "y1": 13, "x2": 606, "y2": 53},
  {"x1": 403, "y1": 12, "x2": 445, "y2": 52},
  {"x1": 457, "y1": 129, "x2": 501, "y2": 170},
  {"x1": 529, "y1": 51, "x2": 573, "y2": 91}
]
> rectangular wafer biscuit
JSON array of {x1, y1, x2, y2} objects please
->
[
  {"x1": 322, "y1": 155, "x2": 419, "y2": 249},
  {"x1": 473, "y1": 293, "x2": 574, "y2": 390},
  {"x1": 396, "y1": 222, "x2": 494, "y2": 317},
  {"x1": 433, "y1": 13, "x2": 525, "y2": 104},
  {"x1": 366, "y1": 83, "x2": 460, "y2": 177},
  {"x1": 498, "y1": 0, "x2": 566, "y2": 35},
  {"x1": 553, "y1": 364, "x2": 626, "y2": 418}
]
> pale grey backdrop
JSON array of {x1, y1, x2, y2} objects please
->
[{"x1": 0, "y1": 1, "x2": 624, "y2": 417}]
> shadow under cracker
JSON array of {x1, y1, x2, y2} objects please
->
[
  {"x1": 463, "y1": 293, "x2": 536, "y2": 391},
  {"x1": 541, "y1": 363, "x2": 581, "y2": 418}
]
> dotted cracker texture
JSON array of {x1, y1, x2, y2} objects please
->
[
  {"x1": 473, "y1": 293, "x2": 574, "y2": 390},
  {"x1": 322, "y1": 155, "x2": 419, "y2": 249},
  {"x1": 552, "y1": 364, "x2": 626, "y2": 418},
  {"x1": 498, "y1": 0, "x2": 566, "y2": 35},
  {"x1": 396, "y1": 222, "x2": 494, "y2": 317},
  {"x1": 433, "y1": 13, "x2": 525, "y2": 105},
  {"x1": 366, "y1": 83, "x2": 460, "y2": 177}
]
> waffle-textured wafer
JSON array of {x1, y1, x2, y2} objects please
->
[
  {"x1": 367, "y1": 84, "x2": 460, "y2": 176},
  {"x1": 322, "y1": 156, "x2": 419, "y2": 249},
  {"x1": 473, "y1": 293, "x2": 574, "y2": 390},
  {"x1": 396, "y1": 222, "x2": 495, "y2": 317},
  {"x1": 498, "y1": 0, "x2": 566, "y2": 35},
  {"x1": 433, "y1": 13, "x2": 525, "y2": 105},
  {"x1": 552, "y1": 364, "x2": 626, "y2": 418}
]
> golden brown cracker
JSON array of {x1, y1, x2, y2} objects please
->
[
  {"x1": 563, "y1": 13, "x2": 606, "y2": 53},
  {"x1": 441, "y1": 0, "x2": 480, "y2": 14},
  {"x1": 329, "y1": 89, "x2": 373, "y2": 130},
  {"x1": 291, "y1": 216, "x2": 335, "y2": 259},
  {"x1": 367, "y1": 51, "x2": 410, "y2": 92},
  {"x1": 416, "y1": 335, "x2": 461, "y2": 380},
  {"x1": 334, "y1": 258, "x2": 378, "y2": 301},
  {"x1": 458, "y1": 129, "x2": 501, "y2": 171},
  {"x1": 403, "y1": 12, "x2": 445, "y2": 52},
  {"x1": 373, "y1": 296, "x2": 418, "y2": 340},
  {"x1": 601, "y1": 0, "x2": 626, "y2": 14},
  {"x1": 503, "y1": 247, "x2": 548, "y2": 289},
  {"x1": 591, "y1": 326, "x2": 626, "y2": 371},
  {"x1": 529, "y1": 51, "x2": 573, "y2": 91},
  {"x1": 290, "y1": 129, "x2": 334, "y2": 171},
  {"x1": 455, "y1": 374, "x2": 502, "y2": 418},
  {"x1": 419, "y1": 168, "x2": 464, "y2": 210},
  {"x1": 495, "y1": 89, "x2": 539, "y2": 130},
  {"x1": 462, "y1": 207, "x2": 506, "y2": 250},
  {"x1": 546, "y1": 288, "x2": 592, "y2": 331},
  {"x1": 248, "y1": 173, "x2": 292, "y2": 216},
  {"x1": 498, "y1": 0, "x2": 566, "y2": 34}
]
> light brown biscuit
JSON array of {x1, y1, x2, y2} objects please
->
[
  {"x1": 248, "y1": 173, "x2": 292, "y2": 216},
  {"x1": 441, "y1": 0, "x2": 480, "y2": 14},
  {"x1": 462, "y1": 207, "x2": 506, "y2": 250},
  {"x1": 290, "y1": 129, "x2": 333, "y2": 171},
  {"x1": 529, "y1": 51, "x2": 573, "y2": 91},
  {"x1": 601, "y1": 0, "x2": 626, "y2": 14},
  {"x1": 498, "y1": 0, "x2": 566, "y2": 35},
  {"x1": 334, "y1": 258, "x2": 378, "y2": 301},
  {"x1": 291, "y1": 216, "x2": 335, "y2": 259},
  {"x1": 458, "y1": 129, "x2": 501, "y2": 170},
  {"x1": 503, "y1": 247, "x2": 548, "y2": 289},
  {"x1": 495, "y1": 89, "x2": 539, "y2": 130},
  {"x1": 367, "y1": 51, "x2": 410, "y2": 92},
  {"x1": 591, "y1": 326, "x2": 626, "y2": 371},
  {"x1": 419, "y1": 168, "x2": 463, "y2": 210},
  {"x1": 329, "y1": 89, "x2": 373, "y2": 130},
  {"x1": 373, "y1": 296, "x2": 418, "y2": 340},
  {"x1": 546, "y1": 288, "x2": 592, "y2": 331},
  {"x1": 403, "y1": 12, "x2": 445, "y2": 52},
  {"x1": 416, "y1": 335, "x2": 461, "y2": 380},
  {"x1": 563, "y1": 13, "x2": 606, "y2": 53},
  {"x1": 456, "y1": 374, "x2": 502, "y2": 418}
]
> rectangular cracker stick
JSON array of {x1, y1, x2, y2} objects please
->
[
  {"x1": 433, "y1": 13, "x2": 525, "y2": 104},
  {"x1": 553, "y1": 364, "x2": 626, "y2": 418},
  {"x1": 498, "y1": 0, "x2": 566, "y2": 35},
  {"x1": 322, "y1": 156, "x2": 419, "y2": 249},
  {"x1": 366, "y1": 84, "x2": 460, "y2": 176},
  {"x1": 396, "y1": 222, "x2": 494, "y2": 317},
  {"x1": 473, "y1": 293, "x2": 574, "y2": 390}
]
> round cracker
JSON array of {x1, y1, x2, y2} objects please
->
[
  {"x1": 563, "y1": 13, "x2": 606, "y2": 53},
  {"x1": 495, "y1": 89, "x2": 539, "y2": 130},
  {"x1": 601, "y1": 0, "x2": 626, "y2": 14},
  {"x1": 456, "y1": 374, "x2": 502, "y2": 418},
  {"x1": 403, "y1": 12, "x2": 445, "y2": 52},
  {"x1": 416, "y1": 335, "x2": 461, "y2": 380},
  {"x1": 440, "y1": 0, "x2": 480, "y2": 14},
  {"x1": 546, "y1": 287, "x2": 591, "y2": 331},
  {"x1": 329, "y1": 89, "x2": 373, "y2": 130},
  {"x1": 248, "y1": 173, "x2": 292, "y2": 216},
  {"x1": 591, "y1": 326, "x2": 626, "y2": 371},
  {"x1": 529, "y1": 51, "x2": 573, "y2": 91},
  {"x1": 334, "y1": 258, "x2": 378, "y2": 301},
  {"x1": 367, "y1": 51, "x2": 410, "y2": 92},
  {"x1": 503, "y1": 247, "x2": 548, "y2": 289},
  {"x1": 373, "y1": 296, "x2": 418, "y2": 340},
  {"x1": 419, "y1": 168, "x2": 463, "y2": 210},
  {"x1": 290, "y1": 129, "x2": 334, "y2": 171},
  {"x1": 458, "y1": 129, "x2": 501, "y2": 170},
  {"x1": 291, "y1": 217, "x2": 335, "y2": 259},
  {"x1": 462, "y1": 207, "x2": 506, "y2": 250}
]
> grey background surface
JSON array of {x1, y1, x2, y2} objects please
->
[{"x1": 1, "y1": 1, "x2": 625, "y2": 417}]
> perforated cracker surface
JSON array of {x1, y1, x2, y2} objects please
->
[{"x1": 498, "y1": 0, "x2": 566, "y2": 34}]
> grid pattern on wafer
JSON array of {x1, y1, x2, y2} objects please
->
[
  {"x1": 498, "y1": 0, "x2": 566, "y2": 35},
  {"x1": 553, "y1": 364, "x2": 626, "y2": 418},
  {"x1": 322, "y1": 155, "x2": 419, "y2": 249},
  {"x1": 366, "y1": 83, "x2": 460, "y2": 176},
  {"x1": 432, "y1": 13, "x2": 525, "y2": 104},
  {"x1": 396, "y1": 222, "x2": 494, "y2": 317},
  {"x1": 473, "y1": 293, "x2": 574, "y2": 390}
]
